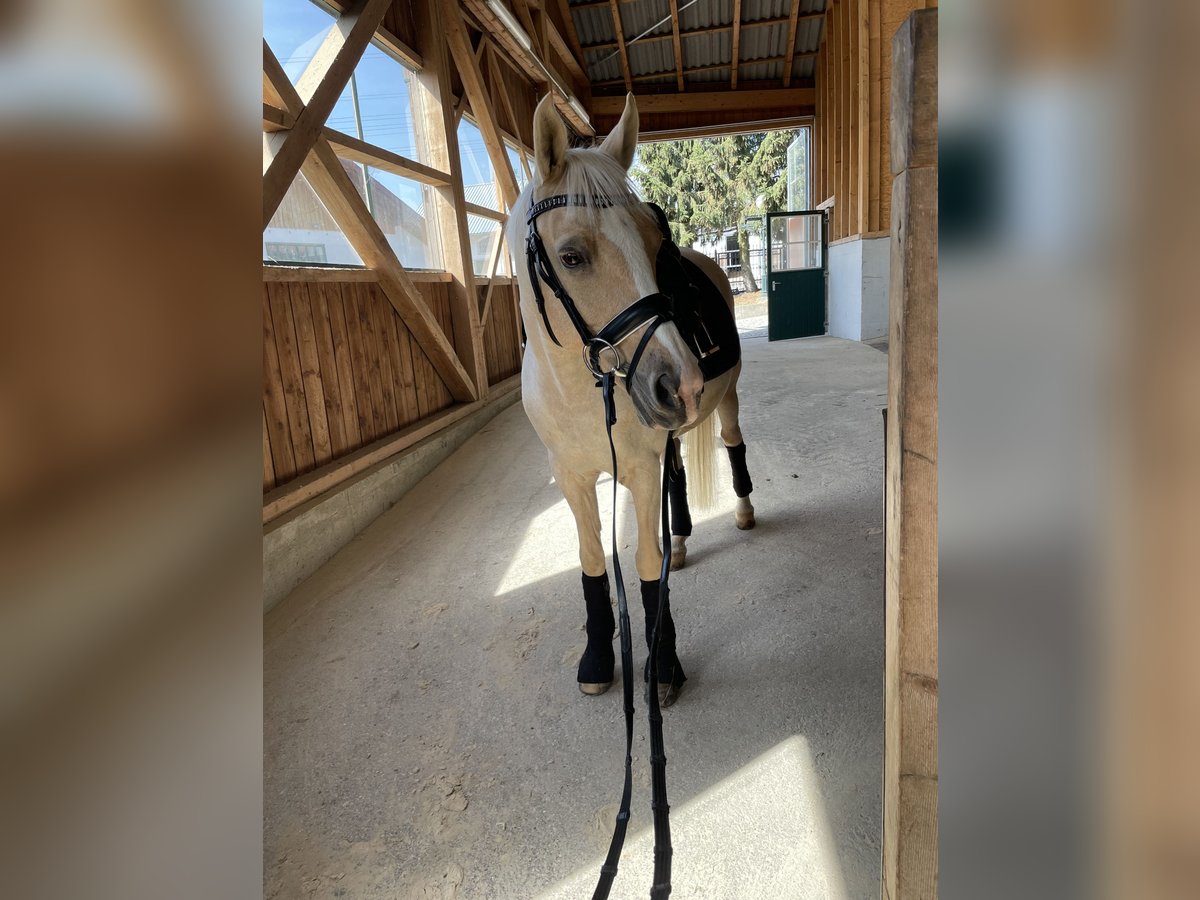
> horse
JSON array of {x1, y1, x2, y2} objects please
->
[{"x1": 508, "y1": 92, "x2": 756, "y2": 707}]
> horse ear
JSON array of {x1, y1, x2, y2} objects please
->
[
  {"x1": 598, "y1": 92, "x2": 638, "y2": 171},
  {"x1": 534, "y1": 94, "x2": 569, "y2": 182}
]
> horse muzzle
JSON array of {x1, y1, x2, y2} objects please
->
[{"x1": 629, "y1": 353, "x2": 702, "y2": 430}]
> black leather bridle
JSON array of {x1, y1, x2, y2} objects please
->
[
  {"x1": 525, "y1": 193, "x2": 677, "y2": 388},
  {"x1": 525, "y1": 193, "x2": 677, "y2": 899}
]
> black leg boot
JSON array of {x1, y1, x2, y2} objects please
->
[
  {"x1": 578, "y1": 572, "x2": 615, "y2": 695},
  {"x1": 641, "y1": 579, "x2": 686, "y2": 706},
  {"x1": 725, "y1": 441, "x2": 753, "y2": 498}
]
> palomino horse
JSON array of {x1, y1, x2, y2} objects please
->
[{"x1": 508, "y1": 93, "x2": 755, "y2": 707}]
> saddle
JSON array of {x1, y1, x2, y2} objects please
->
[{"x1": 646, "y1": 203, "x2": 741, "y2": 384}]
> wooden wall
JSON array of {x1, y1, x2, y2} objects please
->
[
  {"x1": 263, "y1": 274, "x2": 522, "y2": 495},
  {"x1": 813, "y1": 0, "x2": 935, "y2": 242}
]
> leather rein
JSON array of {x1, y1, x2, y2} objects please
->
[{"x1": 525, "y1": 193, "x2": 677, "y2": 899}]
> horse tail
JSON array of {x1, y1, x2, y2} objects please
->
[{"x1": 682, "y1": 413, "x2": 717, "y2": 512}]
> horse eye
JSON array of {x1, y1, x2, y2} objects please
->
[{"x1": 559, "y1": 250, "x2": 584, "y2": 269}]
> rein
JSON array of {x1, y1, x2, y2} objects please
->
[{"x1": 526, "y1": 193, "x2": 676, "y2": 899}]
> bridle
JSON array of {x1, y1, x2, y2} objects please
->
[
  {"x1": 525, "y1": 192, "x2": 678, "y2": 899},
  {"x1": 525, "y1": 193, "x2": 677, "y2": 387}
]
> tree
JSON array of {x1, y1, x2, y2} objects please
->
[{"x1": 632, "y1": 130, "x2": 799, "y2": 293}]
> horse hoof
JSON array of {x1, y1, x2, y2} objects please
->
[
  {"x1": 579, "y1": 681, "x2": 612, "y2": 696},
  {"x1": 669, "y1": 536, "x2": 687, "y2": 570},
  {"x1": 658, "y1": 681, "x2": 683, "y2": 707},
  {"x1": 735, "y1": 497, "x2": 755, "y2": 530}
]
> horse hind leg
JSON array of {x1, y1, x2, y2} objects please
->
[
  {"x1": 717, "y1": 384, "x2": 756, "y2": 530},
  {"x1": 666, "y1": 437, "x2": 691, "y2": 570}
]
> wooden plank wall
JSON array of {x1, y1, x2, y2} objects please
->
[
  {"x1": 262, "y1": 278, "x2": 462, "y2": 493},
  {"x1": 813, "y1": 0, "x2": 936, "y2": 242},
  {"x1": 481, "y1": 282, "x2": 523, "y2": 386}
]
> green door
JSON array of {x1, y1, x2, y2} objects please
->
[{"x1": 766, "y1": 211, "x2": 827, "y2": 341}]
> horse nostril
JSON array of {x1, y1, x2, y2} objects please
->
[{"x1": 654, "y1": 372, "x2": 679, "y2": 409}]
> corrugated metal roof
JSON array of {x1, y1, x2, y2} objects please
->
[
  {"x1": 740, "y1": 60, "x2": 784, "y2": 82},
  {"x1": 628, "y1": 39, "x2": 677, "y2": 78},
  {"x1": 617, "y1": 0, "x2": 675, "y2": 43},
  {"x1": 681, "y1": 31, "x2": 731, "y2": 69},
  {"x1": 583, "y1": 46, "x2": 623, "y2": 83},
  {"x1": 739, "y1": 20, "x2": 788, "y2": 59},
  {"x1": 742, "y1": 0, "x2": 790, "y2": 21},
  {"x1": 570, "y1": 1, "x2": 826, "y2": 89},
  {"x1": 572, "y1": 6, "x2": 616, "y2": 48},
  {"x1": 677, "y1": 0, "x2": 731, "y2": 32},
  {"x1": 687, "y1": 67, "x2": 732, "y2": 84}
]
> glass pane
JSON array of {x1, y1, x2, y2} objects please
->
[
  {"x1": 507, "y1": 144, "x2": 528, "y2": 191},
  {"x1": 467, "y1": 214, "x2": 502, "y2": 277},
  {"x1": 265, "y1": 2, "x2": 421, "y2": 161},
  {"x1": 263, "y1": 0, "x2": 334, "y2": 82},
  {"x1": 770, "y1": 215, "x2": 822, "y2": 271},
  {"x1": 326, "y1": 42, "x2": 420, "y2": 160},
  {"x1": 341, "y1": 159, "x2": 443, "y2": 270},
  {"x1": 459, "y1": 119, "x2": 500, "y2": 211},
  {"x1": 264, "y1": 169, "x2": 364, "y2": 266}
]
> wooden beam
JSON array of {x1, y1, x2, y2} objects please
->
[
  {"x1": 263, "y1": 103, "x2": 294, "y2": 132},
  {"x1": 461, "y1": 0, "x2": 593, "y2": 135},
  {"x1": 856, "y1": 0, "x2": 870, "y2": 237},
  {"x1": 264, "y1": 266, "x2": 377, "y2": 283},
  {"x1": 592, "y1": 54, "x2": 812, "y2": 87},
  {"x1": 465, "y1": 201, "x2": 508, "y2": 221},
  {"x1": 302, "y1": 138, "x2": 477, "y2": 402},
  {"x1": 414, "y1": 0, "x2": 490, "y2": 400},
  {"x1": 552, "y1": 0, "x2": 589, "y2": 78},
  {"x1": 320, "y1": 0, "x2": 424, "y2": 69},
  {"x1": 592, "y1": 87, "x2": 814, "y2": 115},
  {"x1": 324, "y1": 127, "x2": 452, "y2": 186},
  {"x1": 783, "y1": 1, "x2": 803, "y2": 87},
  {"x1": 634, "y1": 115, "x2": 814, "y2": 143},
  {"x1": 545, "y1": 13, "x2": 589, "y2": 89},
  {"x1": 488, "y1": 48, "x2": 520, "y2": 140},
  {"x1": 849, "y1": 0, "x2": 861, "y2": 237},
  {"x1": 731, "y1": 0, "x2": 743, "y2": 90},
  {"x1": 445, "y1": 1, "x2": 521, "y2": 208},
  {"x1": 667, "y1": 0, "x2": 685, "y2": 91},
  {"x1": 883, "y1": 11, "x2": 938, "y2": 900},
  {"x1": 263, "y1": 375, "x2": 521, "y2": 523},
  {"x1": 480, "y1": 223, "x2": 508, "y2": 325},
  {"x1": 608, "y1": 0, "x2": 633, "y2": 92},
  {"x1": 262, "y1": 267, "x2": 455, "y2": 284},
  {"x1": 582, "y1": 14, "x2": 822, "y2": 51},
  {"x1": 263, "y1": 0, "x2": 392, "y2": 229}
]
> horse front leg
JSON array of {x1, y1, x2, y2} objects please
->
[
  {"x1": 627, "y1": 465, "x2": 687, "y2": 707},
  {"x1": 552, "y1": 462, "x2": 613, "y2": 695}
]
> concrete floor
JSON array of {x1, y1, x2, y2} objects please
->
[{"x1": 265, "y1": 335, "x2": 887, "y2": 899}]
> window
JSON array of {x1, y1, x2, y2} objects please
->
[
  {"x1": 458, "y1": 118, "x2": 500, "y2": 212},
  {"x1": 341, "y1": 160, "x2": 441, "y2": 269},
  {"x1": 264, "y1": 0, "x2": 440, "y2": 268},
  {"x1": 263, "y1": 170, "x2": 364, "y2": 267}
]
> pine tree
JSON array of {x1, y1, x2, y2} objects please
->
[{"x1": 632, "y1": 129, "x2": 799, "y2": 293}]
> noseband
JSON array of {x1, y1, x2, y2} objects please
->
[{"x1": 525, "y1": 193, "x2": 675, "y2": 386}]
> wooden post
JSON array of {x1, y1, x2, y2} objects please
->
[
  {"x1": 445, "y1": 1, "x2": 521, "y2": 209},
  {"x1": 883, "y1": 9, "x2": 938, "y2": 900},
  {"x1": 412, "y1": 0, "x2": 490, "y2": 400}
]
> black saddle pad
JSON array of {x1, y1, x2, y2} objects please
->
[{"x1": 657, "y1": 247, "x2": 740, "y2": 383}]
